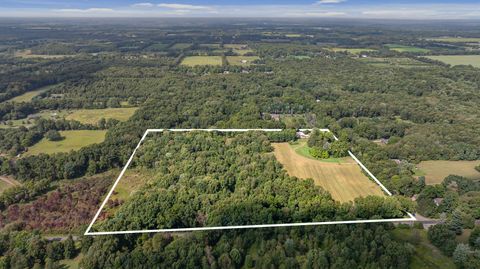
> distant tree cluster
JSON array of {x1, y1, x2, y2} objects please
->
[{"x1": 307, "y1": 129, "x2": 349, "y2": 159}]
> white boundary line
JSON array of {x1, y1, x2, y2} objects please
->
[{"x1": 85, "y1": 129, "x2": 415, "y2": 236}]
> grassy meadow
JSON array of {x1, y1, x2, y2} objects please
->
[
  {"x1": 8, "y1": 84, "x2": 56, "y2": 102},
  {"x1": 272, "y1": 142, "x2": 384, "y2": 203},
  {"x1": 14, "y1": 49, "x2": 74, "y2": 59},
  {"x1": 24, "y1": 130, "x2": 107, "y2": 156},
  {"x1": 109, "y1": 169, "x2": 152, "y2": 202},
  {"x1": 391, "y1": 228, "x2": 456, "y2": 269},
  {"x1": 385, "y1": 44, "x2": 430, "y2": 53},
  {"x1": 331, "y1": 47, "x2": 376, "y2": 54},
  {"x1": 0, "y1": 176, "x2": 21, "y2": 194},
  {"x1": 415, "y1": 160, "x2": 480, "y2": 184},
  {"x1": 226, "y1": 56, "x2": 259, "y2": 66},
  {"x1": 358, "y1": 57, "x2": 431, "y2": 68},
  {"x1": 427, "y1": 37, "x2": 480, "y2": 43},
  {"x1": 224, "y1": 44, "x2": 254, "y2": 55},
  {"x1": 426, "y1": 55, "x2": 480, "y2": 67},
  {"x1": 170, "y1": 43, "x2": 192, "y2": 50},
  {"x1": 181, "y1": 56, "x2": 223, "y2": 66},
  {"x1": 65, "y1": 107, "x2": 138, "y2": 125},
  {"x1": 0, "y1": 110, "x2": 69, "y2": 129}
]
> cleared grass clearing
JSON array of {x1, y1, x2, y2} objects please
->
[
  {"x1": 0, "y1": 176, "x2": 21, "y2": 194},
  {"x1": 285, "y1": 34, "x2": 302, "y2": 38},
  {"x1": 272, "y1": 142, "x2": 384, "y2": 203},
  {"x1": 109, "y1": 169, "x2": 152, "y2": 202},
  {"x1": 59, "y1": 254, "x2": 83, "y2": 269},
  {"x1": 199, "y1": 43, "x2": 221, "y2": 48},
  {"x1": 416, "y1": 160, "x2": 480, "y2": 184},
  {"x1": 224, "y1": 44, "x2": 253, "y2": 55},
  {"x1": 0, "y1": 118, "x2": 34, "y2": 129},
  {"x1": 181, "y1": 56, "x2": 223, "y2": 66},
  {"x1": 14, "y1": 49, "x2": 74, "y2": 59},
  {"x1": 8, "y1": 84, "x2": 55, "y2": 102},
  {"x1": 358, "y1": 57, "x2": 430, "y2": 68},
  {"x1": 224, "y1": 44, "x2": 248, "y2": 49},
  {"x1": 226, "y1": 56, "x2": 259, "y2": 66},
  {"x1": 427, "y1": 37, "x2": 480, "y2": 43},
  {"x1": 145, "y1": 43, "x2": 169, "y2": 51},
  {"x1": 24, "y1": 130, "x2": 107, "y2": 156},
  {"x1": 170, "y1": 43, "x2": 192, "y2": 50},
  {"x1": 331, "y1": 47, "x2": 376, "y2": 54},
  {"x1": 0, "y1": 110, "x2": 68, "y2": 129},
  {"x1": 385, "y1": 44, "x2": 430, "y2": 53},
  {"x1": 426, "y1": 55, "x2": 480, "y2": 68},
  {"x1": 392, "y1": 229, "x2": 456, "y2": 269},
  {"x1": 65, "y1": 107, "x2": 138, "y2": 125}
]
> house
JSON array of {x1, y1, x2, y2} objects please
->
[{"x1": 433, "y1": 198, "x2": 444, "y2": 207}]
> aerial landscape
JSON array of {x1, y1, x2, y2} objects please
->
[{"x1": 0, "y1": 0, "x2": 480, "y2": 268}]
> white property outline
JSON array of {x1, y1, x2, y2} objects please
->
[{"x1": 85, "y1": 129, "x2": 416, "y2": 236}]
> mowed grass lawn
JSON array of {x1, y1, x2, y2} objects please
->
[
  {"x1": 65, "y1": 107, "x2": 138, "y2": 125},
  {"x1": 426, "y1": 55, "x2": 480, "y2": 68},
  {"x1": 181, "y1": 56, "x2": 223, "y2": 66},
  {"x1": 226, "y1": 56, "x2": 259, "y2": 66},
  {"x1": 272, "y1": 142, "x2": 384, "y2": 203},
  {"x1": 24, "y1": 130, "x2": 107, "y2": 156},
  {"x1": 416, "y1": 160, "x2": 480, "y2": 184}
]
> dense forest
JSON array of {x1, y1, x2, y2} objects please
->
[{"x1": 0, "y1": 18, "x2": 479, "y2": 268}]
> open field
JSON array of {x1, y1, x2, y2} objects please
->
[
  {"x1": 426, "y1": 55, "x2": 480, "y2": 67},
  {"x1": 225, "y1": 44, "x2": 254, "y2": 55},
  {"x1": 8, "y1": 84, "x2": 55, "y2": 102},
  {"x1": 181, "y1": 56, "x2": 223, "y2": 66},
  {"x1": 285, "y1": 33, "x2": 302, "y2": 38},
  {"x1": 385, "y1": 44, "x2": 430, "y2": 53},
  {"x1": 226, "y1": 56, "x2": 259, "y2": 66},
  {"x1": 170, "y1": 43, "x2": 192, "y2": 50},
  {"x1": 109, "y1": 169, "x2": 152, "y2": 202},
  {"x1": 0, "y1": 176, "x2": 21, "y2": 194},
  {"x1": 415, "y1": 160, "x2": 480, "y2": 184},
  {"x1": 200, "y1": 43, "x2": 221, "y2": 48},
  {"x1": 59, "y1": 254, "x2": 83, "y2": 269},
  {"x1": 0, "y1": 110, "x2": 69, "y2": 129},
  {"x1": 358, "y1": 57, "x2": 431, "y2": 68},
  {"x1": 145, "y1": 43, "x2": 169, "y2": 51},
  {"x1": 272, "y1": 142, "x2": 384, "y2": 202},
  {"x1": 0, "y1": 118, "x2": 35, "y2": 129},
  {"x1": 65, "y1": 107, "x2": 138, "y2": 125},
  {"x1": 391, "y1": 229, "x2": 456, "y2": 269},
  {"x1": 24, "y1": 130, "x2": 107, "y2": 156},
  {"x1": 427, "y1": 37, "x2": 480, "y2": 43},
  {"x1": 14, "y1": 49, "x2": 74, "y2": 59},
  {"x1": 331, "y1": 47, "x2": 376, "y2": 54}
]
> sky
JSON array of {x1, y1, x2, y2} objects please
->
[{"x1": 0, "y1": 0, "x2": 479, "y2": 19}]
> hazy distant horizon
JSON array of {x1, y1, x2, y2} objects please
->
[{"x1": 1, "y1": 1, "x2": 479, "y2": 20}]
